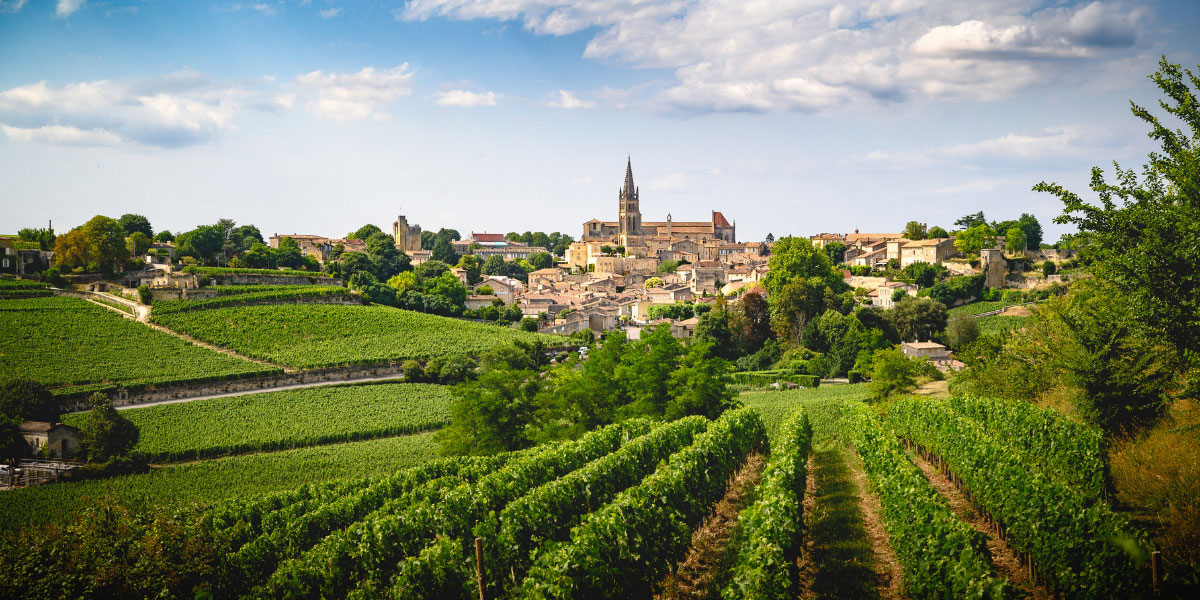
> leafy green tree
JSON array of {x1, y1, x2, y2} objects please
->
[
  {"x1": 694, "y1": 305, "x2": 737, "y2": 360},
  {"x1": 420, "y1": 230, "x2": 437, "y2": 250},
  {"x1": 339, "y1": 251, "x2": 373, "y2": 280},
  {"x1": 153, "y1": 230, "x2": 174, "y2": 243},
  {"x1": 927, "y1": 226, "x2": 949, "y2": 239},
  {"x1": 730, "y1": 290, "x2": 772, "y2": 354},
  {"x1": 644, "y1": 277, "x2": 664, "y2": 288},
  {"x1": 0, "y1": 379, "x2": 59, "y2": 423},
  {"x1": 126, "y1": 232, "x2": 152, "y2": 260},
  {"x1": 436, "y1": 366, "x2": 540, "y2": 455},
  {"x1": 1016, "y1": 213, "x2": 1043, "y2": 249},
  {"x1": 617, "y1": 324, "x2": 684, "y2": 416},
  {"x1": 1004, "y1": 227, "x2": 1027, "y2": 253},
  {"x1": 79, "y1": 392, "x2": 139, "y2": 462},
  {"x1": 431, "y1": 236, "x2": 460, "y2": 265},
  {"x1": 657, "y1": 260, "x2": 680, "y2": 274},
  {"x1": 888, "y1": 296, "x2": 948, "y2": 342},
  {"x1": 527, "y1": 252, "x2": 554, "y2": 270},
  {"x1": 665, "y1": 342, "x2": 738, "y2": 419},
  {"x1": 946, "y1": 317, "x2": 980, "y2": 349},
  {"x1": 272, "y1": 236, "x2": 305, "y2": 268},
  {"x1": 770, "y1": 277, "x2": 829, "y2": 345},
  {"x1": 868, "y1": 348, "x2": 920, "y2": 401},
  {"x1": 765, "y1": 233, "x2": 775, "y2": 242},
  {"x1": 902, "y1": 261, "x2": 946, "y2": 287},
  {"x1": 366, "y1": 232, "x2": 410, "y2": 280},
  {"x1": 1042, "y1": 260, "x2": 1057, "y2": 276},
  {"x1": 117, "y1": 214, "x2": 153, "y2": 238},
  {"x1": 17, "y1": 227, "x2": 55, "y2": 250},
  {"x1": 954, "y1": 211, "x2": 987, "y2": 229},
  {"x1": 953, "y1": 223, "x2": 996, "y2": 257},
  {"x1": 762, "y1": 236, "x2": 845, "y2": 297},
  {"x1": 456, "y1": 254, "x2": 482, "y2": 285},
  {"x1": 1036, "y1": 56, "x2": 1200, "y2": 356},
  {"x1": 416, "y1": 259, "x2": 451, "y2": 280},
  {"x1": 175, "y1": 224, "x2": 224, "y2": 264},
  {"x1": 347, "y1": 224, "x2": 382, "y2": 240},
  {"x1": 823, "y1": 241, "x2": 847, "y2": 264},
  {"x1": 902, "y1": 221, "x2": 927, "y2": 240}
]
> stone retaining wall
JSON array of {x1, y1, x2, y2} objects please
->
[
  {"x1": 60, "y1": 362, "x2": 406, "y2": 412},
  {"x1": 211, "y1": 273, "x2": 344, "y2": 286}
]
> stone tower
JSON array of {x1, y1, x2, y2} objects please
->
[
  {"x1": 618, "y1": 157, "x2": 643, "y2": 236},
  {"x1": 980, "y1": 248, "x2": 1007, "y2": 289},
  {"x1": 392, "y1": 211, "x2": 423, "y2": 254}
]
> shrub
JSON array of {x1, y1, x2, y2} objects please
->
[
  {"x1": 945, "y1": 317, "x2": 979, "y2": 349},
  {"x1": 1042, "y1": 260, "x2": 1057, "y2": 276},
  {"x1": 867, "y1": 348, "x2": 919, "y2": 401},
  {"x1": 137, "y1": 284, "x2": 152, "y2": 305},
  {"x1": 401, "y1": 359, "x2": 425, "y2": 383}
]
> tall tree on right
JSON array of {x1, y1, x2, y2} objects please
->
[{"x1": 1036, "y1": 57, "x2": 1200, "y2": 356}]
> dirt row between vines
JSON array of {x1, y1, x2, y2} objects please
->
[
  {"x1": 655, "y1": 451, "x2": 767, "y2": 600},
  {"x1": 907, "y1": 448, "x2": 1053, "y2": 600}
]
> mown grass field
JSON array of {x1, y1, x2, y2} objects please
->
[
  {"x1": 152, "y1": 303, "x2": 560, "y2": 368},
  {"x1": 0, "y1": 296, "x2": 277, "y2": 394},
  {"x1": 0, "y1": 432, "x2": 438, "y2": 529},
  {"x1": 62, "y1": 382, "x2": 454, "y2": 462}
]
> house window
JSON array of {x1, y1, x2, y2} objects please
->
[{"x1": 2, "y1": 259, "x2": 7, "y2": 268}]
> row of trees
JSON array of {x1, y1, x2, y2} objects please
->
[{"x1": 435, "y1": 330, "x2": 739, "y2": 455}]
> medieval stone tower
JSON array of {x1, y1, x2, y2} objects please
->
[
  {"x1": 392, "y1": 212, "x2": 423, "y2": 253},
  {"x1": 618, "y1": 157, "x2": 643, "y2": 237}
]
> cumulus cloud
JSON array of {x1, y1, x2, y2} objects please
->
[
  {"x1": 399, "y1": 0, "x2": 1150, "y2": 113},
  {"x1": 0, "y1": 73, "x2": 257, "y2": 148},
  {"x1": 296, "y1": 65, "x2": 414, "y2": 120},
  {"x1": 436, "y1": 89, "x2": 498, "y2": 107},
  {"x1": 55, "y1": 0, "x2": 84, "y2": 18},
  {"x1": 319, "y1": 7, "x2": 342, "y2": 18},
  {"x1": 0, "y1": 0, "x2": 28, "y2": 14},
  {"x1": 547, "y1": 89, "x2": 594, "y2": 109}
]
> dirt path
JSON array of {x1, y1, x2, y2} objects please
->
[
  {"x1": 907, "y1": 448, "x2": 1051, "y2": 599},
  {"x1": 655, "y1": 452, "x2": 768, "y2": 600},
  {"x1": 799, "y1": 446, "x2": 901, "y2": 600}
]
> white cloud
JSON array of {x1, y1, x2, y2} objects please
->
[
  {"x1": 436, "y1": 89, "x2": 498, "y2": 107},
  {"x1": 319, "y1": 7, "x2": 342, "y2": 18},
  {"x1": 0, "y1": 72, "x2": 258, "y2": 148},
  {"x1": 398, "y1": 1, "x2": 1150, "y2": 113},
  {"x1": 935, "y1": 178, "x2": 1014, "y2": 195},
  {"x1": 252, "y1": 3, "x2": 277, "y2": 17},
  {"x1": 647, "y1": 171, "x2": 686, "y2": 191},
  {"x1": 55, "y1": 0, "x2": 84, "y2": 18},
  {"x1": 939, "y1": 126, "x2": 1089, "y2": 160},
  {"x1": 547, "y1": 89, "x2": 594, "y2": 109},
  {"x1": 296, "y1": 65, "x2": 414, "y2": 120},
  {"x1": 0, "y1": 1, "x2": 28, "y2": 14},
  {"x1": 1, "y1": 124, "x2": 122, "y2": 146}
]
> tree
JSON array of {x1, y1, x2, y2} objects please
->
[
  {"x1": 888, "y1": 296, "x2": 948, "y2": 342},
  {"x1": 53, "y1": 215, "x2": 128, "y2": 274},
  {"x1": 527, "y1": 252, "x2": 554, "y2": 271},
  {"x1": 765, "y1": 233, "x2": 774, "y2": 242},
  {"x1": 953, "y1": 223, "x2": 996, "y2": 257},
  {"x1": 18, "y1": 227, "x2": 55, "y2": 250},
  {"x1": 617, "y1": 324, "x2": 684, "y2": 416},
  {"x1": 1042, "y1": 260, "x2": 1057, "y2": 276},
  {"x1": 175, "y1": 224, "x2": 224, "y2": 264},
  {"x1": 456, "y1": 255, "x2": 482, "y2": 285},
  {"x1": 366, "y1": 232, "x2": 410, "y2": 280},
  {"x1": 902, "y1": 261, "x2": 946, "y2": 287},
  {"x1": 868, "y1": 348, "x2": 920, "y2": 401},
  {"x1": 339, "y1": 252, "x2": 373, "y2": 280},
  {"x1": 644, "y1": 277, "x2": 664, "y2": 288},
  {"x1": 770, "y1": 277, "x2": 828, "y2": 345},
  {"x1": 126, "y1": 232, "x2": 152, "y2": 259},
  {"x1": 153, "y1": 230, "x2": 174, "y2": 243},
  {"x1": 0, "y1": 379, "x2": 59, "y2": 423},
  {"x1": 823, "y1": 241, "x2": 847, "y2": 264},
  {"x1": 730, "y1": 290, "x2": 772, "y2": 354},
  {"x1": 347, "y1": 224, "x2": 382, "y2": 240},
  {"x1": 946, "y1": 317, "x2": 980, "y2": 349},
  {"x1": 431, "y1": 236, "x2": 460, "y2": 265},
  {"x1": 1004, "y1": 227, "x2": 1027, "y2": 253},
  {"x1": 954, "y1": 211, "x2": 987, "y2": 229},
  {"x1": 118, "y1": 214, "x2": 153, "y2": 238},
  {"x1": 658, "y1": 260, "x2": 680, "y2": 274},
  {"x1": 665, "y1": 342, "x2": 738, "y2": 419},
  {"x1": 229, "y1": 225, "x2": 264, "y2": 254},
  {"x1": 927, "y1": 226, "x2": 949, "y2": 239},
  {"x1": 1016, "y1": 213, "x2": 1043, "y2": 249},
  {"x1": 79, "y1": 392, "x2": 139, "y2": 462},
  {"x1": 272, "y1": 236, "x2": 305, "y2": 269},
  {"x1": 1037, "y1": 56, "x2": 1200, "y2": 356},
  {"x1": 694, "y1": 306, "x2": 737, "y2": 360},
  {"x1": 416, "y1": 259, "x2": 451, "y2": 280},
  {"x1": 435, "y1": 367, "x2": 540, "y2": 455},
  {"x1": 762, "y1": 236, "x2": 845, "y2": 297},
  {"x1": 481, "y1": 255, "x2": 506, "y2": 276},
  {"x1": 902, "y1": 221, "x2": 927, "y2": 240}
]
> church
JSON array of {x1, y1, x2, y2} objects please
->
[{"x1": 581, "y1": 158, "x2": 736, "y2": 247}]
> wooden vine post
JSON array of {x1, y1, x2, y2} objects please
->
[{"x1": 476, "y1": 537, "x2": 486, "y2": 600}]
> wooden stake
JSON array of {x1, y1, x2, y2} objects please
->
[
  {"x1": 476, "y1": 537, "x2": 486, "y2": 600},
  {"x1": 1151, "y1": 550, "x2": 1161, "y2": 597}
]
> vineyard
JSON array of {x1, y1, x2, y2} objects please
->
[
  {"x1": 60, "y1": 382, "x2": 454, "y2": 463},
  {"x1": 0, "y1": 295, "x2": 278, "y2": 394},
  {"x1": 151, "y1": 303, "x2": 560, "y2": 368},
  {"x1": 0, "y1": 383, "x2": 1163, "y2": 598},
  {"x1": 186, "y1": 266, "x2": 335, "y2": 278},
  {"x1": 0, "y1": 277, "x2": 51, "y2": 298},
  {"x1": 151, "y1": 285, "x2": 355, "y2": 315}
]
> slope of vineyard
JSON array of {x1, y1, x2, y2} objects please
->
[
  {"x1": 151, "y1": 285, "x2": 354, "y2": 315},
  {"x1": 152, "y1": 303, "x2": 560, "y2": 368},
  {"x1": 0, "y1": 295, "x2": 278, "y2": 394},
  {"x1": 0, "y1": 432, "x2": 438, "y2": 529},
  {"x1": 61, "y1": 382, "x2": 454, "y2": 462}
]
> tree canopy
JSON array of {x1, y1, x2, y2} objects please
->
[{"x1": 118, "y1": 214, "x2": 153, "y2": 238}]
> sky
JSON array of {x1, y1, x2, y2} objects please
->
[{"x1": 2, "y1": 1, "x2": 1198, "y2": 244}]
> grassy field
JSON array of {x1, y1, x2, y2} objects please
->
[
  {"x1": 0, "y1": 432, "x2": 438, "y2": 529},
  {"x1": 152, "y1": 303, "x2": 560, "y2": 368},
  {"x1": 62, "y1": 382, "x2": 454, "y2": 462},
  {"x1": 0, "y1": 296, "x2": 278, "y2": 394}
]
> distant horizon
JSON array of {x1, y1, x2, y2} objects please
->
[{"x1": 3, "y1": 1, "x2": 1199, "y2": 243}]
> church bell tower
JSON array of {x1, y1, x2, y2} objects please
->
[{"x1": 618, "y1": 157, "x2": 643, "y2": 237}]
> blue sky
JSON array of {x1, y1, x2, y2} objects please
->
[{"x1": 2, "y1": 1, "x2": 1198, "y2": 243}]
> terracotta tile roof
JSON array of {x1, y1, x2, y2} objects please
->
[
  {"x1": 472, "y1": 233, "x2": 507, "y2": 243},
  {"x1": 712, "y1": 211, "x2": 731, "y2": 228}
]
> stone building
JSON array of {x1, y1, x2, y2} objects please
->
[
  {"x1": 20, "y1": 421, "x2": 82, "y2": 459},
  {"x1": 392, "y1": 212, "x2": 423, "y2": 254},
  {"x1": 582, "y1": 158, "x2": 736, "y2": 245}
]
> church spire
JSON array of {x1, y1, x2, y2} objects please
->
[{"x1": 623, "y1": 155, "x2": 635, "y2": 196}]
